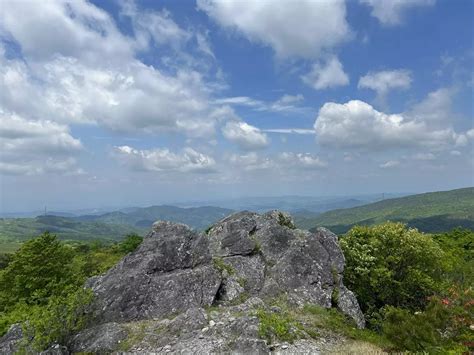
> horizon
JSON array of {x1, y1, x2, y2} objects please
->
[
  {"x1": 2, "y1": 185, "x2": 472, "y2": 215},
  {"x1": 1, "y1": 0, "x2": 473, "y2": 213}
]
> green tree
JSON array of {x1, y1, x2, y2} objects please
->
[
  {"x1": 0, "y1": 232, "x2": 77, "y2": 311},
  {"x1": 340, "y1": 222, "x2": 447, "y2": 327},
  {"x1": 118, "y1": 233, "x2": 143, "y2": 254}
]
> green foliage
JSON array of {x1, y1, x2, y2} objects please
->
[
  {"x1": 433, "y1": 228, "x2": 473, "y2": 285},
  {"x1": 0, "y1": 215, "x2": 144, "y2": 246},
  {"x1": 0, "y1": 232, "x2": 78, "y2": 311},
  {"x1": 212, "y1": 257, "x2": 235, "y2": 275},
  {"x1": 382, "y1": 285, "x2": 473, "y2": 353},
  {"x1": 277, "y1": 212, "x2": 296, "y2": 229},
  {"x1": 0, "y1": 232, "x2": 136, "y2": 350},
  {"x1": 307, "y1": 187, "x2": 474, "y2": 233},
  {"x1": 255, "y1": 308, "x2": 301, "y2": 343},
  {"x1": 20, "y1": 287, "x2": 93, "y2": 351},
  {"x1": 340, "y1": 222, "x2": 447, "y2": 326},
  {"x1": 118, "y1": 233, "x2": 143, "y2": 254}
]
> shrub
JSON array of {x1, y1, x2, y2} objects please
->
[
  {"x1": 0, "y1": 232, "x2": 77, "y2": 311},
  {"x1": 118, "y1": 233, "x2": 143, "y2": 254},
  {"x1": 382, "y1": 285, "x2": 473, "y2": 353},
  {"x1": 340, "y1": 222, "x2": 448, "y2": 327}
]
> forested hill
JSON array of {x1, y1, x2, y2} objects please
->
[{"x1": 302, "y1": 187, "x2": 474, "y2": 234}]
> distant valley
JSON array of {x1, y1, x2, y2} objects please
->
[{"x1": 1, "y1": 188, "x2": 472, "y2": 253}]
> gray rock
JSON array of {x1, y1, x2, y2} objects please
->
[
  {"x1": 0, "y1": 323, "x2": 24, "y2": 354},
  {"x1": 75, "y1": 210, "x2": 365, "y2": 353},
  {"x1": 69, "y1": 322, "x2": 127, "y2": 353},
  {"x1": 336, "y1": 286, "x2": 366, "y2": 328},
  {"x1": 87, "y1": 221, "x2": 222, "y2": 323}
]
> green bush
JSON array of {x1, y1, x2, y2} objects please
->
[
  {"x1": 118, "y1": 233, "x2": 143, "y2": 254},
  {"x1": 0, "y1": 232, "x2": 133, "y2": 349},
  {"x1": 382, "y1": 285, "x2": 473, "y2": 353},
  {"x1": 0, "y1": 232, "x2": 78, "y2": 311},
  {"x1": 340, "y1": 222, "x2": 448, "y2": 327}
]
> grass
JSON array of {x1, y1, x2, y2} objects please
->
[
  {"x1": 305, "y1": 187, "x2": 474, "y2": 234},
  {"x1": 212, "y1": 257, "x2": 235, "y2": 275},
  {"x1": 0, "y1": 241, "x2": 21, "y2": 253},
  {"x1": 254, "y1": 297, "x2": 392, "y2": 351}
]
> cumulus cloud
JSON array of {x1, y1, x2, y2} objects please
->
[
  {"x1": 229, "y1": 152, "x2": 273, "y2": 171},
  {"x1": 113, "y1": 146, "x2": 216, "y2": 173},
  {"x1": 0, "y1": 0, "x2": 233, "y2": 141},
  {"x1": 360, "y1": 0, "x2": 435, "y2": 26},
  {"x1": 0, "y1": 0, "x2": 135, "y2": 64},
  {"x1": 314, "y1": 100, "x2": 462, "y2": 150},
  {"x1": 301, "y1": 56, "x2": 349, "y2": 90},
  {"x1": 222, "y1": 121, "x2": 269, "y2": 150},
  {"x1": 278, "y1": 152, "x2": 328, "y2": 169},
  {"x1": 228, "y1": 151, "x2": 327, "y2": 172},
  {"x1": 1, "y1": 55, "x2": 220, "y2": 137},
  {"x1": 409, "y1": 88, "x2": 454, "y2": 126},
  {"x1": 197, "y1": 0, "x2": 350, "y2": 59},
  {"x1": 358, "y1": 69, "x2": 412, "y2": 103},
  {"x1": 0, "y1": 111, "x2": 83, "y2": 175}
]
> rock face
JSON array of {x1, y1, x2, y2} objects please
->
[
  {"x1": 88, "y1": 211, "x2": 364, "y2": 329},
  {"x1": 0, "y1": 210, "x2": 365, "y2": 353}
]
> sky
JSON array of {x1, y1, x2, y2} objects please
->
[{"x1": 0, "y1": 0, "x2": 473, "y2": 212}]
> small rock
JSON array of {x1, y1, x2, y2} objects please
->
[
  {"x1": 209, "y1": 320, "x2": 215, "y2": 327},
  {"x1": 201, "y1": 327, "x2": 209, "y2": 332}
]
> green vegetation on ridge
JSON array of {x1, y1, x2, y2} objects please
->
[{"x1": 303, "y1": 187, "x2": 474, "y2": 234}]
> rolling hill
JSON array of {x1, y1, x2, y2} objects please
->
[
  {"x1": 301, "y1": 187, "x2": 474, "y2": 234},
  {"x1": 74, "y1": 205, "x2": 234, "y2": 230},
  {"x1": 0, "y1": 205, "x2": 234, "y2": 252}
]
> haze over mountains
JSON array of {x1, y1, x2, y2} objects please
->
[{"x1": 0, "y1": 188, "x2": 472, "y2": 254}]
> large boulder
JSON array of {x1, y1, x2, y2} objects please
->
[
  {"x1": 87, "y1": 221, "x2": 222, "y2": 323},
  {"x1": 86, "y1": 210, "x2": 364, "y2": 330}
]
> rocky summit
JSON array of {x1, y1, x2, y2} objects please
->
[{"x1": 1, "y1": 210, "x2": 366, "y2": 354}]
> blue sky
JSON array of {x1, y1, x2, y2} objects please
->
[{"x1": 0, "y1": 0, "x2": 473, "y2": 212}]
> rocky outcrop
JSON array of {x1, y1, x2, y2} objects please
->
[
  {"x1": 87, "y1": 221, "x2": 222, "y2": 323},
  {"x1": 87, "y1": 211, "x2": 364, "y2": 328},
  {"x1": 1, "y1": 210, "x2": 365, "y2": 354}
]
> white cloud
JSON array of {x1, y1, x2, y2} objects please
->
[
  {"x1": 380, "y1": 160, "x2": 400, "y2": 168},
  {"x1": 197, "y1": 0, "x2": 350, "y2": 59},
  {"x1": 1, "y1": 49, "x2": 223, "y2": 138},
  {"x1": 229, "y1": 152, "x2": 273, "y2": 171},
  {"x1": 360, "y1": 0, "x2": 435, "y2": 26},
  {"x1": 263, "y1": 128, "x2": 315, "y2": 135},
  {"x1": 0, "y1": 0, "x2": 231, "y2": 142},
  {"x1": 358, "y1": 69, "x2": 412, "y2": 101},
  {"x1": 301, "y1": 56, "x2": 349, "y2": 90},
  {"x1": 222, "y1": 121, "x2": 269, "y2": 150},
  {"x1": 214, "y1": 94, "x2": 306, "y2": 113},
  {"x1": 276, "y1": 94, "x2": 304, "y2": 105},
  {"x1": 196, "y1": 32, "x2": 215, "y2": 58},
  {"x1": 409, "y1": 88, "x2": 454, "y2": 126},
  {"x1": 0, "y1": 111, "x2": 83, "y2": 175},
  {"x1": 314, "y1": 100, "x2": 462, "y2": 150},
  {"x1": 0, "y1": 0, "x2": 135, "y2": 64},
  {"x1": 278, "y1": 152, "x2": 328, "y2": 169},
  {"x1": 214, "y1": 96, "x2": 262, "y2": 107},
  {"x1": 120, "y1": 0, "x2": 190, "y2": 50},
  {"x1": 113, "y1": 146, "x2": 216, "y2": 173}
]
